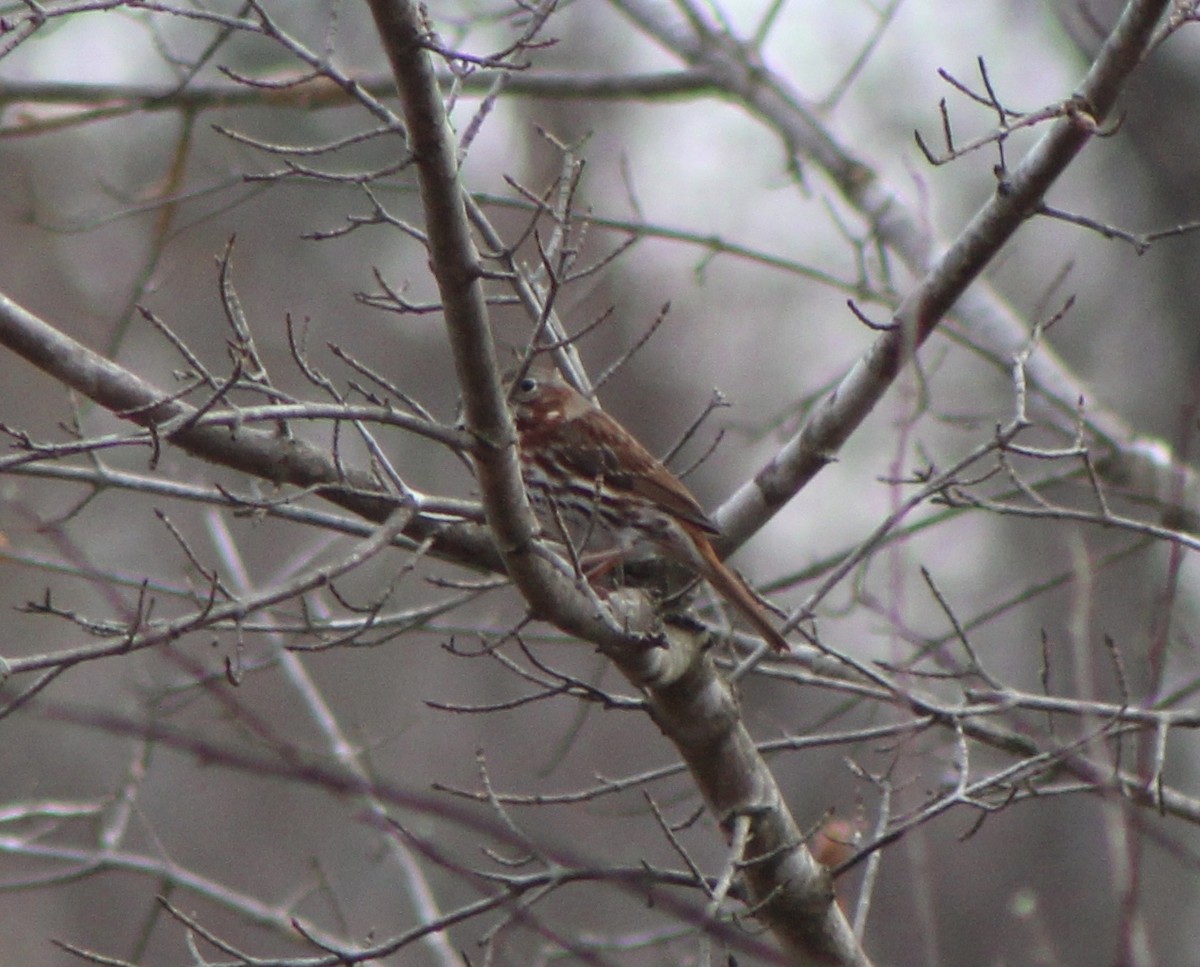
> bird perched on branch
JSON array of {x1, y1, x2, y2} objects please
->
[{"x1": 505, "y1": 367, "x2": 790, "y2": 654}]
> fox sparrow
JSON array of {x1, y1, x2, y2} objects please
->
[{"x1": 506, "y1": 368, "x2": 790, "y2": 653}]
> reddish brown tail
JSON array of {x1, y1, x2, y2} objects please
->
[{"x1": 690, "y1": 533, "x2": 790, "y2": 654}]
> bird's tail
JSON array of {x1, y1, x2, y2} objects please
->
[{"x1": 690, "y1": 535, "x2": 791, "y2": 654}]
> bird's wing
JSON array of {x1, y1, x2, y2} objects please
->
[{"x1": 561, "y1": 409, "x2": 720, "y2": 535}]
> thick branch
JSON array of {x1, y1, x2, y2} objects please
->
[
  {"x1": 365, "y1": 0, "x2": 675, "y2": 662},
  {"x1": 0, "y1": 290, "x2": 502, "y2": 570},
  {"x1": 614, "y1": 0, "x2": 1176, "y2": 549},
  {"x1": 365, "y1": 3, "x2": 871, "y2": 964}
]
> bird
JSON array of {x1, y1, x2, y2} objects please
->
[{"x1": 505, "y1": 367, "x2": 790, "y2": 653}]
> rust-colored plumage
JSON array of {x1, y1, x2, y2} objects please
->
[{"x1": 507, "y1": 369, "x2": 790, "y2": 653}]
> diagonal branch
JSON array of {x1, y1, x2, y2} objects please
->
[
  {"x1": 364, "y1": 2, "x2": 872, "y2": 964},
  {"x1": 0, "y1": 289, "x2": 504, "y2": 572},
  {"x1": 612, "y1": 0, "x2": 1179, "y2": 550}
]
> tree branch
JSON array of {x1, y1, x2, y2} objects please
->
[
  {"x1": 612, "y1": 0, "x2": 1180, "y2": 550},
  {"x1": 0, "y1": 289, "x2": 504, "y2": 571},
  {"x1": 364, "y1": 2, "x2": 872, "y2": 963}
]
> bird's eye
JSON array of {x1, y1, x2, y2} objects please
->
[{"x1": 518, "y1": 377, "x2": 537, "y2": 393}]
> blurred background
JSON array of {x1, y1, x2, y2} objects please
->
[{"x1": 2, "y1": 1, "x2": 1199, "y2": 964}]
